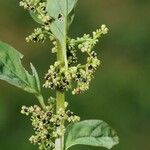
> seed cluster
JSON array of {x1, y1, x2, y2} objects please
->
[
  {"x1": 44, "y1": 25, "x2": 108, "y2": 94},
  {"x1": 21, "y1": 98, "x2": 80, "y2": 150}
]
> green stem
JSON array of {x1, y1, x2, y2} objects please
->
[
  {"x1": 56, "y1": 90, "x2": 65, "y2": 150},
  {"x1": 56, "y1": 90, "x2": 65, "y2": 111},
  {"x1": 55, "y1": 40, "x2": 67, "y2": 150},
  {"x1": 55, "y1": 1, "x2": 68, "y2": 149},
  {"x1": 55, "y1": 45, "x2": 66, "y2": 150}
]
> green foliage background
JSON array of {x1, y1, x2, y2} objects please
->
[{"x1": 0, "y1": 0, "x2": 150, "y2": 150}]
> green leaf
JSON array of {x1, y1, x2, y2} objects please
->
[
  {"x1": 29, "y1": 11, "x2": 43, "y2": 24},
  {"x1": 46, "y1": 0, "x2": 78, "y2": 41},
  {"x1": 0, "y1": 41, "x2": 41, "y2": 94},
  {"x1": 65, "y1": 120, "x2": 119, "y2": 150}
]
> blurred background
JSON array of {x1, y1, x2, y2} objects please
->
[{"x1": 0, "y1": 0, "x2": 150, "y2": 150}]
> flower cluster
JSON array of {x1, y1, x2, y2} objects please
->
[
  {"x1": 19, "y1": 0, "x2": 40, "y2": 10},
  {"x1": 19, "y1": 0, "x2": 53, "y2": 43},
  {"x1": 69, "y1": 24, "x2": 108, "y2": 53},
  {"x1": 44, "y1": 25, "x2": 108, "y2": 94},
  {"x1": 21, "y1": 99, "x2": 80, "y2": 150},
  {"x1": 43, "y1": 61, "x2": 72, "y2": 91},
  {"x1": 70, "y1": 54, "x2": 100, "y2": 94},
  {"x1": 67, "y1": 42, "x2": 77, "y2": 66},
  {"x1": 19, "y1": 0, "x2": 53, "y2": 24},
  {"x1": 20, "y1": 0, "x2": 53, "y2": 24},
  {"x1": 51, "y1": 37, "x2": 58, "y2": 53},
  {"x1": 26, "y1": 27, "x2": 46, "y2": 42}
]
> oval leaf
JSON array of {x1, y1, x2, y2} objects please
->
[
  {"x1": 46, "y1": 0, "x2": 78, "y2": 41},
  {"x1": 65, "y1": 120, "x2": 119, "y2": 150},
  {"x1": 0, "y1": 41, "x2": 41, "y2": 94}
]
